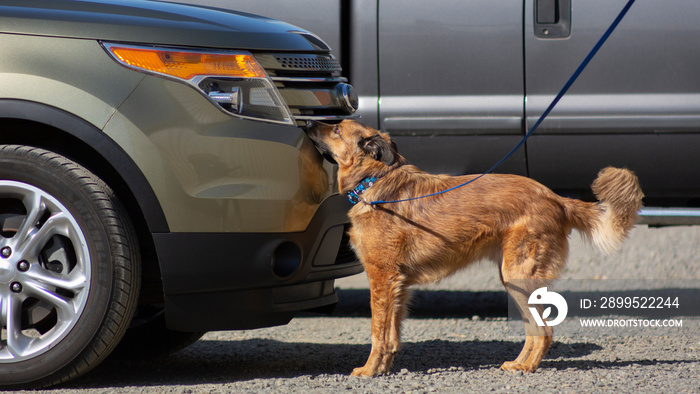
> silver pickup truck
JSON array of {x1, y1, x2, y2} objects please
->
[{"x1": 183, "y1": 0, "x2": 700, "y2": 226}]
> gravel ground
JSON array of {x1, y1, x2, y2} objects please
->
[{"x1": 20, "y1": 226, "x2": 700, "y2": 393}]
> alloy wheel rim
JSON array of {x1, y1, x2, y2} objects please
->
[{"x1": 0, "y1": 180, "x2": 91, "y2": 362}]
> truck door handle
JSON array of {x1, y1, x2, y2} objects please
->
[{"x1": 535, "y1": 0, "x2": 571, "y2": 38}]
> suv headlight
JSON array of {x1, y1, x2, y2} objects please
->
[{"x1": 102, "y1": 43, "x2": 294, "y2": 126}]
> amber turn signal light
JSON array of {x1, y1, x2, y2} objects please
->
[{"x1": 105, "y1": 45, "x2": 267, "y2": 80}]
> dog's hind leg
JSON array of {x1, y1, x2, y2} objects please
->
[
  {"x1": 499, "y1": 224, "x2": 566, "y2": 372},
  {"x1": 352, "y1": 264, "x2": 408, "y2": 377},
  {"x1": 501, "y1": 282, "x2": 553, "y2": 372}
]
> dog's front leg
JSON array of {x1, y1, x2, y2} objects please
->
[{"x1": 352, "y1": 264, "x2": 407, "y2": 377}]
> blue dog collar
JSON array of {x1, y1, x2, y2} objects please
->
[{"x1": 347, "y1": 177, "x2": 378, "y2": 205}]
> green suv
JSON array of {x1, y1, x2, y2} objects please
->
[{"x1": 0, "y1": 0, "x2": 361, "y2": 388}]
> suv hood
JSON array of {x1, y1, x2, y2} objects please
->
[{"x1": 0, "y1": 0, "x2": 330, "y2": 52}]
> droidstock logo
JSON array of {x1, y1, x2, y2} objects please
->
[{"x1": 528, "y1": 287, "x2": 568, "y2": 327}]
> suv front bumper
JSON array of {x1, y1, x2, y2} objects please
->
[{"x1": 154, "y1": 194, "x2": 362, "y2": 331}]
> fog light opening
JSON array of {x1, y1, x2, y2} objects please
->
[{"x1": 271, "y1": 242, "x2": 302, "y2": 279}]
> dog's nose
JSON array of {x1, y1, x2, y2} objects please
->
[{"x1": 305, "y1": 120, "x2": 315, "y2": 129}]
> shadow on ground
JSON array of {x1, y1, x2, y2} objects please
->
[
  {"x1": 332, "y1": 288, "x2": 509, "y2": 318},
  {"x1": 67, "y1": 338, "x2": 610, "y2": 389}
]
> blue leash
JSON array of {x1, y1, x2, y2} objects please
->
[{"x1": 368, "y1": 0, "x2": 636, "y2": 206}]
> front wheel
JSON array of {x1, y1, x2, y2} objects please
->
[{"x1": 0, "y1": 145, "x2": 140, "y2": 389}]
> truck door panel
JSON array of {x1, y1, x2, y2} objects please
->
[
  {"x1": 525, "y1": 0, "x2": 700, "y2": 201},
  {"x1": 378, "y1": 0, "x2": 526, "y2": 175}
]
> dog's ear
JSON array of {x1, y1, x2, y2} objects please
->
[{"x1": 359, "y1": 134, "x2": 397, "y2": 165}]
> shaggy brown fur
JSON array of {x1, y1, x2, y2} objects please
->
[{"x1": 305, "y1": 119, "x2": 644, "y2": 377}]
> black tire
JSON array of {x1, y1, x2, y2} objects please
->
[{"x1": 0, "y1": 145, "x2": 140, "y2": 389}]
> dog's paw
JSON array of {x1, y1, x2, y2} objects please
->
[
  {"x1": 351, "y1": 366, "x2": 378, "y2": 377},
  {"x1": 500, "y1": 361, "x2": 537, "y2": 373}
]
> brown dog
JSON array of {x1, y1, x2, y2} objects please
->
[{"x1": 305, "y1": 119, "x2": 643, "y2": 377}]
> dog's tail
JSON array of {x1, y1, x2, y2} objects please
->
[{"x1": 565, "y1": 167, "x2": 644, "y2": 254}]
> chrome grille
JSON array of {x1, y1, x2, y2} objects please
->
[{"x1": 255, "y1": 52, "x2": 356, "y2": 126}]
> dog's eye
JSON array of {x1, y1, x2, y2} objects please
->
[{"x1": 333, "y1": 126, "x2": 340, "y2": 135}]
